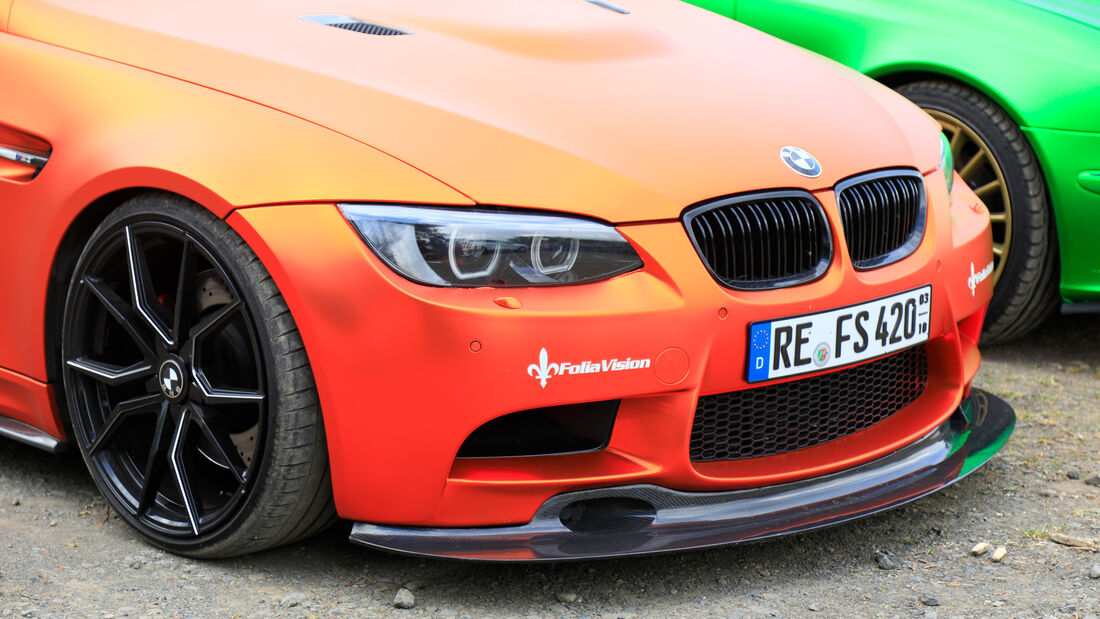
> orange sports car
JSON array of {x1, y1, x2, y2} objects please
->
[{"x1": 0, "y1": 0, "x2": 1013, "y2": 560}]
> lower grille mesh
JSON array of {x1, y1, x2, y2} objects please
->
[{"x1": 690, "y1": 346, "x2": 928, "y2": 462}]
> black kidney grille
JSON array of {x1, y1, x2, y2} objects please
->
[
  {"x1": 836, "y1": 170, "x2": 926, "y2": 269},
  {"x1": 684, "y1": 191, "x2": 831, "y2": 290},
  {"x1": 690, "y1": 346, "x2": 928, "y2": 462}
]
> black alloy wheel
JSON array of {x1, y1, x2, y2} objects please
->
[{"x1": 62, "y1": 193, "x2": 334, "y2": 557}]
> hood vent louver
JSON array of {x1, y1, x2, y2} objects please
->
[{"x1": 301, "y1": 15, "x2": 410, "y2": 36}]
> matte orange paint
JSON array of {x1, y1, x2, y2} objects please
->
[
  {"x1": 0, "y1": 367, "x2": 61, "y2": 440},
  {"x1": 0, "y1": 0, "x2": 993, "y2": 530},
  {"x1": 0, "y1": 30, "x2": 468, "y2": 402}
]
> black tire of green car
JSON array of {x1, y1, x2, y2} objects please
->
[
  {"x1": 60, "y1": 192, "x2": 335, "y2": 557},
  {"x1": 896, "y1": 80, "x2": 1059, "y2": 344}
]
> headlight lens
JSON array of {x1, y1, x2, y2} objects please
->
[
  {"x1": 939, "y1": 132, "x2": 954, "y2": 194},
  {"x1": 340, "y1": 204, "x2": 644, "y2": 287}
]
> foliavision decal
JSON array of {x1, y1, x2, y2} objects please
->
[
  {"x1": 968, "y1": 261, "x2": 993, "y2": 297},
  {"x1": 527, "y1": 348, "x2": 651, "y2": 388}
]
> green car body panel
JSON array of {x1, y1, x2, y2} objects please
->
[{"x1": 693, "y1": 0, "x2": 1100, "y2": 303}]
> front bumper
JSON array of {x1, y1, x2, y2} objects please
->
[
  {"x1": 349, "y1": 389, "x2": 1013, "y2": 561},
  {"x1": 228, "y1": 167, "x2": 995, "y2": 530}
]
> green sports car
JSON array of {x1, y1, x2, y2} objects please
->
[{"x1": 688, "y1": 0, "x2": 1100, "y2": 342}]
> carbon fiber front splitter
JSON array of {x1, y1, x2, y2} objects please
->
[{"x1": 349, "y1": 389, "x2": 1014, "y2": 561}]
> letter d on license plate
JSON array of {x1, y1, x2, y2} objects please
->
[{"x1": 747, "y1": 286, "x2": 931, "y2": 383}]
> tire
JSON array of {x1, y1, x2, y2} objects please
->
[
  {"x1": 60, "y1": 192, "x2": 335, "y2": 557},
  {"x1": 896, "y1": 80, "x2": 1059, "y2": 344}
]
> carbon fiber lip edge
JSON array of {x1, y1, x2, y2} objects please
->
[{"x1": 349, "y1": 389, "x2": 1015, "y2": 562}]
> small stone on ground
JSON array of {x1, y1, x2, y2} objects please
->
[
  {"x1": 393, "y1": 588, "x2": 415, "y2": 609},
  {"x1": 874, "y1": 551, "x2": 898, "y2": 570},
  {"x1": 919, "y1": 595, "x2": 940, "y2": 607},
  {"x1": 1049, "y1": 533, "x2": 1094, "y2": 548},
  {"x1": 278, "y1": 592, "x2": 307, "y2": 609}
]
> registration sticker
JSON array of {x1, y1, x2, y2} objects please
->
[{"x1": 747, "y1": 286, "x2": 931, "y2": 383}]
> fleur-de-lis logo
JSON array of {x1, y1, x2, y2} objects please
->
[{"x1": 527, "y1": 348, "x2": 560, "y2": 388}]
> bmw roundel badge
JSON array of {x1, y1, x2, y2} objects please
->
[{"x1": 780, "y1": 145, "x2": 822, "y2": 178}]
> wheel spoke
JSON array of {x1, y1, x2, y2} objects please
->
[
  {"x1": 948, "y1": 127, "x2": 965, "y2": 161},
  {"x1": 958, "y1": 149, "x2": 987, "y2": 182},
  {"x1": 973, "y1": 179, "x2": 1002, "y2": 199},
  {"x1": 88, "y1": 393, "x2": 163, "y2": 455},
  {"x1": 989, "y1": 212, "x2": 1007, "y2": 223},
  {"x1": 83, "y1": 276, "x2": 157, "y2": 360},
  {"x1": 192, "y1": 373, "x2": 265, "y2": 406},
  {"x1": 192, "y1": 407, "x2": 248, "y2": 483},
  {"x1": 172, "y1": 239, "x2": 196, "y2": 343},
  {"x1": 137, "y1": 400, "x2": 172, "y2": 515},
  {"x1": 189, "y1": 300, "x2": 242, "y2": 347},
  {"x1": 168, "y1": 405, "x2": 201, "y2": 536},
  {"x1": 125, "y1": 226, "x2": 175, "y2": 347},
  {"x1": 992, "y1": 245, "x2": 1005, "y2": 257},
  {"x1": 66, "y1": 358, "x2": 153, "y2": 386}
]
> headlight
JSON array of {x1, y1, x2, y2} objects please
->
[
  {"x1": 939, "y1": 132, "x2": 954, "y2": 194},
  {"x1": 340, "y1": 204, "x2": 644, "y2": 287}
]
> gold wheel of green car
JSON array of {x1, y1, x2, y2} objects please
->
[
  {"x1": 925, "y1": 109, "x2": 1012, "y2": 287},
  {"x1": 898, "y1": 80, "x2": 1058, "y2": 344}
]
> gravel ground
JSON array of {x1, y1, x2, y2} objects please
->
[{"x1": 2, "y1": 314, "x2": 1098, "y2": 618}]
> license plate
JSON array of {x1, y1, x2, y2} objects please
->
[{"x1": 747, "y1": 286, "x2": 931, "y2": 383}]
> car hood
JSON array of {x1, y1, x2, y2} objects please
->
[{"x1": 10, "y1": 0, "x2": 940, "y2": 222}]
